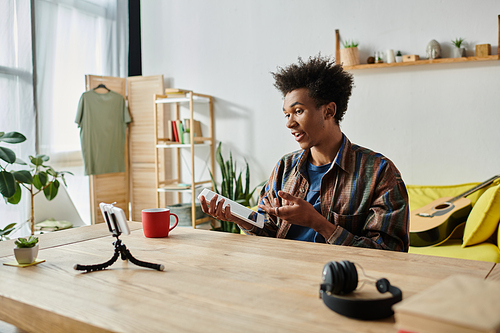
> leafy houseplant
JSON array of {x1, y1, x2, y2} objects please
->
[
  {"x1": 14, "y1": 235, "x2": 39, "y2": 264},
  {"x1": 451, "y1": 38, "x2": 466, "y2": 58},
  {"x1": 0, "y1": 131, "x2": 72, "y2": 236},
  {"x1": 340, "y1": 39, "x2": 360, "y2": 66},
  {"x1": 15, "y1": 235, "x2": 39, "y2": 248},
  {"x1": 209, "y1": 143, "x2": 263, "y2": 233},
  {"x1": 342, "y1": 40, "x2": 359, "y2": 49}
]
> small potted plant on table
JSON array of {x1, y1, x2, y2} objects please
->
[{"x1": 14, "y1": 236, "x2": 39, "y2": 264}]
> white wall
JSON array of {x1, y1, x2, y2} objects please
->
[{"x1": 141, "y1": 0, "x2": 500, "y2": 188}]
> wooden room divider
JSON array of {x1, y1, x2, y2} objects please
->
[{"x1": 85, "y1": 74, "x2": 169, "y2": 224}]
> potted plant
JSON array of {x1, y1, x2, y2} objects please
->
[
  {"x1": 395, "y1": 51, "x2": 403, "y2": 63},
  {"x1": 340, "y1": 40, "x2": 360, "y2": 66},
  {"x1": 14, "y1": 235, "x2": 39, "y2": 264},
  {"x1": 451, "y1": 38, "x2": 466, "y2": 58},
  {"x1": 209, "y1": 143, "x2": 264, "y2": 233},
  {"x1": 0, "y1": 131, "x2": 72, "y2": 235}
]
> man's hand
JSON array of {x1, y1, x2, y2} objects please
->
[
  {"x1": 258, "y1": 190, "x2": 336, "y2": 238},
  {"x1": 199, "y1": 194, "x2": 254, "y2": 230}
]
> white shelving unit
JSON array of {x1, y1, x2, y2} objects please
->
[{"x1": 153, "y1": 89, "x2": 215, "y2": 228}]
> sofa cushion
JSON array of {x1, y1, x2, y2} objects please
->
[
  {"x1": 498, "y1": 222, "x2": 500, "y2": 249},
  {"x1": 462, "y1": 184, "x2": 500, "y2": 247},
  {"x1": 410, "y1": 239, "x2": 500, "y2": 263}
]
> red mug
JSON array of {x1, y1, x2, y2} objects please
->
[{"x1": 142, "y1": 208, "x2": 179, "y2": 238}]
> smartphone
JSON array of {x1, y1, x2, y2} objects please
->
[
  {"x1": 99, "y1": 202, "x2": 131, "y2": 235},
  {"x1": 198, "y1": 189, "x2": 264, "y2": 228}
]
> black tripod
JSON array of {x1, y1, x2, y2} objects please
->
[{"x1": 74, "y1": 234, "x2": 164, "y2": 273}]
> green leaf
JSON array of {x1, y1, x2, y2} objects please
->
[
  {"x1": 30, "y1": 155, "x2": 44, "y2": 166},
  {"x1": 236, "y1": 172, "x2": 247, "y2": 202},
  {"x1": 47, "y1": 167, "x2": 57, "y2": 177},
  {"x1": 0, "y1": 146, "x2": 17, "y2": 164},
  {"x1": 244, "y1": 160, "x2": 250, "y2": 198},
  {"x1": 0, "y1": 132, "x2": 26, "y2": 144},
  {"x1": 0, "y1": 171, "x2": 17, "y2": 198},
  {"x1": 209, "y1": 170, "x2": 219, "y2": 194},
  {"x1": 13, "y1": 170, "x2": 33, "y2": 184},
  {"x1": 44, "y1": 180, "x2": 59, "y2": 200},
  {"x1": 14, "y1": 157, "x2": 27, "y2": 165},
  {"x1": 33, "y1": 172, "x2": 48, "y2": 190},
  {"x1": 7, "y1": 183, "x2": 22, "y2": 204},
  {"x1": 38, "y1": 154, "x2": 50, "y2": 162},
  {"x1": 0, "y1": 223, "x2": 17, "y2": 238}
]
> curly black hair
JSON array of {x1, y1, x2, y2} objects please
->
[{"x1": 271, "y1": 54, "x2": 354, "y2": 123}]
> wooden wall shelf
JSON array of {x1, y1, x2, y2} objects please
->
[
  {"x1": 337, "y1": 14, "x2": 500, "y2": 71},
  {"x1": 344, "y1": 55, "x2": 499, "y2": 70}
]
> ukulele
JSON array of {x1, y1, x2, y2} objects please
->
[{"x1": 409, "y1": 175, "x2": 500, "y2": 247}]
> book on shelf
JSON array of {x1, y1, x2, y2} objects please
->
[
  {"x1": 184, "y1": 119, "x2": 203, "y2": 138},
  {"x1": 166, "y1": 118, "x2": 203, "y2": 143},
  {"x1": 192, "y1": 119, "x2": 202, "y2": 138},
  {"x1": 393, "y1": 275, "x2": 500, "y2": 333},
  {"x1": 171, "y1": 120, "x2": 179, "y2": 142},
  {"x1": 166, "y1": 120, "x2": 174, "y2": 141},
  {"x1": 175, "y1": 120, "x2": 184, "y2": 144}
]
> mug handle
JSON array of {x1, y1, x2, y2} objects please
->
[{"x1": 169, "y1": 213, "x2": 179, "y2": 231}]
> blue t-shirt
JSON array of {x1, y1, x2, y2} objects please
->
[{"x1": 286, "y1": 161, "x2": 331, "y2": 243}]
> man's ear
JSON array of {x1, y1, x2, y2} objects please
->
[{"x1": 324, "y1": 102, "x2": 337, "y2": 120}]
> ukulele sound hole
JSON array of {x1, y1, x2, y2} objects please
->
[{"x1": 435, "y1": 203, "x2": 450, "y2": 210}]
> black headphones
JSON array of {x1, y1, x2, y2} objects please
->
[{"x1": 319, "y1": 260, "x2": 402, "y2": 320}]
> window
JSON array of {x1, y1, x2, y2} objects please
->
[{"x1": 0, "y1": 0, "x2": 128, "y2": 237}]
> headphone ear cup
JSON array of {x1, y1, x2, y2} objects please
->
[
  {"x1": 329, "y1": 260, "x2": 358, "y2": 295},
  {"x1": 341, "y1": 260, "x2": 358, "y2": 294},
  {"x1": 321, "y1": 262, "x2": 334, "y2": 293},
  {"x1": 376, "y1": 278, "x2": 390, "y2": 293},
  {"x1": 330, "y1": 261, "x2": 345, "y2": 295}
]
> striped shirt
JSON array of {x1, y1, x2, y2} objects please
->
[{"x1": 251, "y1": 135, "x2": 409, "y2": 252}]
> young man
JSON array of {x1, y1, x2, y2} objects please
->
[{"x1": 200, "y1": 55, "x2": 409, "y2": 252}]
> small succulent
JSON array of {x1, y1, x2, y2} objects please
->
[
  {"x1": 15, "y1": 236, "x2": 39, "y2": 248},
  {"x1": 451, "y1": 37, "x2": 465, "y2": 48},
  {"x1": 342, "y1": 40, "x2": 359, "y2": 48}
]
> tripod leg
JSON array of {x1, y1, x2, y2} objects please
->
[
  {"x1": 124, "y1": 249, "x2": 164, "y2": 271},
  {"x1": 74, "y1": 252, "x2": 120, "y2": 272}
]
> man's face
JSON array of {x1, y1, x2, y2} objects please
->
[{"x1": 283, "y1": 88, "x2": 327, "y2": 151}]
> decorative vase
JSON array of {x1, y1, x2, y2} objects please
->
[
  {"x1": 14, "y1": 244, "x2": 39, "y2": 264},
  {"x1": 340, "y1": 47, "x2": 360, "y2": 66},
  {"x1": 453, "y1": 47, "x2": 466, "y2": 58}
]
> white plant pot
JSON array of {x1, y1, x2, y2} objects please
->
[
  {"x1": 14, "y1": 244, "x2": 39, "y2": 264},
  {"x1": 453, "y1": 47, "x2": 466, "y2": 58}
]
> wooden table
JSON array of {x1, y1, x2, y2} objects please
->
[{"x1": 0, "y1": 223, "x2": 497, "y2": 333}]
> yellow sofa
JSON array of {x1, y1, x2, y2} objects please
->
[{"x1": 408, "y1": 181, "x2": 500, "y2": 263}]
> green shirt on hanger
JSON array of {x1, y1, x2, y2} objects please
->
[{"x1": 75, "y1": 90, "x2": 131, "y2": 175}]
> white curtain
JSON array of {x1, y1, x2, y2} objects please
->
[
  {"x1": 0, "y1": 0, "x2": 36, "y2": 237},
  {"x1": 35, "y1": 0, "x2": 128, "y2": 225},
  {"x1": 0, "y1": 0, "x2": 128, "y2": 237}
]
